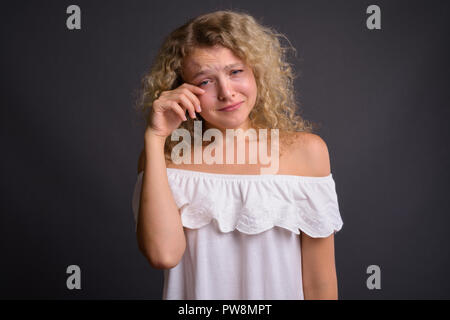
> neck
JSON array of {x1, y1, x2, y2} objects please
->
[
  {"x1": 203, "y1": 119, "x2": 253, "y2": 137},
  {"x1": 199, "y1": 119, "x2": 267, "y2": 153}
]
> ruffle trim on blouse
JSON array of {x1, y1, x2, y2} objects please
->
[{"x1": 132, "y1": 168, "x2": 343, "y2": 238}]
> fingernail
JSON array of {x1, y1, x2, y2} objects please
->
[{"x1": 197, "y1": 105, "x2": 202, "y2": 112}]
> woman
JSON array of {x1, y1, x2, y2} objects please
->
[{"x1": 132, "y1": 10, "x2": 343, "y2": 300}]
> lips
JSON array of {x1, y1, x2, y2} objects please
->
[{"x1": 218, "y1": 101, "x2": 244, "y2": 111}]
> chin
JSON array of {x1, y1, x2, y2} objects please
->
[
  {"x1": 203, "y1": 107, "x2": 253, "y2": 130},
  {"x1": 217, "y1": 116, "x2": 250, "y2": 130}
]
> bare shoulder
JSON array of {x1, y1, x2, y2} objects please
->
[{"x1": 288, "y1": 132, "x2": 331, "y2": 177}]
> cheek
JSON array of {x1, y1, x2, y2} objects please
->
[
  {"x1": 198, "y1": 91, "x2": 216, "y2": 109},
  {"x1": 241, "y1": 77, "x2": 257, "y2": 97}
]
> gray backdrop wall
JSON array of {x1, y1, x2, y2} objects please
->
[{"x1": 2, "y1": 0, "x2": 449, "y2": 299}]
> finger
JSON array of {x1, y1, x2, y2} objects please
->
[
  {"x1": 168, "y1": 101, "x2": 188, "y2": 121},
  {"x1": 178, "y1": 92, "x2": 197, "y2": 118},
  {"x1": 182, "y1": 88, "x2": 202, "y2": 113},
  {"x1": 181, "y1": 83, "x2": 206, "y2": 97}
]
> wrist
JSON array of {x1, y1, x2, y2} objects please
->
[{"x1": 145, "y1": 128, "x2": 168, "y2": 143}]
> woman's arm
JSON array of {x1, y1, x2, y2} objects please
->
[
  {"x1": 301, "y1": 233, "x2": 338, "y2": 299},
  {"x1": 294, "y1": 132, "x2": 339, "y2": 299},
  {"x1": 136, "y1": 130, "x2": 186, "y2": 270}
]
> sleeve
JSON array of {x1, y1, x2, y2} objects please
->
[{"x1": 293, "y1": 175, "x2": 343, "y2": 238}]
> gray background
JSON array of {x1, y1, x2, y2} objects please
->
[{"x1": 1, "y1": 0, "x2": 449, "y2": 299}]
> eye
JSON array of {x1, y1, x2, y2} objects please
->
[{"x1": 231, "y1": 69, "x2": 243, "y2": 75}]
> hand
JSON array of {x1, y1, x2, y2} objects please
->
[{"x1": 146, "y1": 83, "x2": 205, "y2": 138}]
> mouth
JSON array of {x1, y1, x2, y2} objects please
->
[{"x1": 218, "y1": 101, "x2": 244, "y2": 112}]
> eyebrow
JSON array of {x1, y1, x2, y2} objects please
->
[{"x1": 191, "y1": 63, "x2": 243, "y2": 80}]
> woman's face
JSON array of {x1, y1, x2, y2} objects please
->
[{"x1": 181, "y1": 45, "x2": 258, "y2": 133}]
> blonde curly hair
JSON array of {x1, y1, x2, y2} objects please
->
[{"x1": 135, "y1": 9, "x2": 319, "y2": 162}]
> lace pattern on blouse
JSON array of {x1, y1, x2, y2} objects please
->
[{"x1": 132, "y1": 168, "x2": 343, "y2": 238}]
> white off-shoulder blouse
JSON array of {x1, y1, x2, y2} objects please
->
[{"x1": 131, "y1": 167, "x2": 343, "y2": 300}]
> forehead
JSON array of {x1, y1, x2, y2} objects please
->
[{"x1": 182, "y1": 46, "x2": 244, "y2": 76}]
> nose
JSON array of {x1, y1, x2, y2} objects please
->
[{"x1": 217, "y1": 77, "x2": 235, "y2": 101}]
